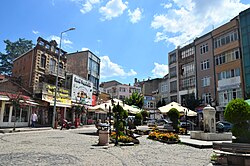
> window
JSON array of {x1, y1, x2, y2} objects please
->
[
  {"x1": 215, "y1": 48, "x2": 240, "y2": 65},
  {"x1": 88, "y1": 58, "x2": 100, "y2": 76},
  {"x1": 3, "y1": 104, "x2": 10, "y2": 122},
  {"x1": 119, "y1": 87, "x2": 126, "y2": 92},
  {"x1": 169, "y1": 66, "x2": 177, "y2": 78},
  {"x1": 201, "y1": 60, "x2": 210, "y2": 70},
  {"x1": 214, "y1": 30, "x2": 238, "y2": 48},
  {"x1": 39, "y1": 40, "x2": 44, "y2": 46},
  {"x1": 181, "y1": 47, "x2": 194, "y2": 59},
  {"x1": 202, "y1": 93, "x2": 211, "y2": 104},
  {"x1": 49, "y1": 58, "x2": 56, "y2": 72},
  {"x1": 170, "y1": 81, "x2": 177, "y2": 93},
  {"x1": 218, "y1": 68, "x2": 240, "y2": 80},
  {"x1": 200, "y1": 43, "x2": 208, "y2": 54},
  {"x1": 40, "y1": 54, "x2": 46, "y2": 68},
  {"x1": 201, "y1": 77, "x2": 210, "y2": 87},
  {"x1": 169, "y1": 53, "x2": 176, "y2": 64},
  {"x1": 219, "y1": 88, "x2": 242, "y2": 106},
  {"x1": 181, "y1": 63, "x2": 194, "y2": 76}
]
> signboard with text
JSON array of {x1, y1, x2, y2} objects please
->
[{"x1": 71, "y1": 74, "x2": 93, "y2": 105}]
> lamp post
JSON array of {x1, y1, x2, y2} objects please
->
[
  {"x1": 52, "y1": 27, "x2": 75, "y2": 129},
  {"x1": 185, "y1": 108, "x2": 189, "y2": 135}
]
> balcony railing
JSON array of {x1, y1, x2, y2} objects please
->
[{"x1": 45, "y1": 65, "x2": 65, "y2": 78}]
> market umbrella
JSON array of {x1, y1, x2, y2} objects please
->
[
  {"x1": 88, "y1": 99, "x2": 142, "y2": 115},
  {"x1": 158, "y1": 102, "x2": 197, "y2": 117}
]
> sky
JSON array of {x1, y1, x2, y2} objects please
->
[{"x1": 0, "y1": 0, "x2": 250, "y2": 85}]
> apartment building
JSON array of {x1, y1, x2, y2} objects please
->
[
  {"x1": 178, "y1": 43, "x2": 196, "y2": 105},
  {"x1": 12, "y1": 37, "x2": 71, "y2": 126},
  {"x1": 239, "y1": 8, "x2": 250, "y2": 98},
  {"x1": 168, "y1": 49, "x2": 179, "y2": 102},
  {"x1": 212, "y1": 17, "x2": 244, "y2": 120},
  {"x1": 158, "y1": 74, "x2": 169, "y2": 103},
  {"x1": 195, "y1": 32, "x2": 216, "y2": 106},
  {"x1": 66, "y1": 50, "x2": 100, "y2": 101},
  {"x1": 101, "y1": 80, "x2": 141, "y2": 100}
]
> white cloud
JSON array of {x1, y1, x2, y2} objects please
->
[
  {"x1": 47, "y1": 35, "x2": 73, "y2": 45},
  {"x1": 100, "y1": 56, "x2": 137, "y2": 79},
  {"x1": 151, "y1": 0, "x2": 250, "y2": 47},
  {"x1": 81, "y1": 47, "x2": 89, "y2": 51},
  {"x1": 80, "y1": 0, "x2": 100, "y2": 14},
  {"x1": 32, "y1": 30, "x2": 39, "y2": 34},
  {"x1": 161, "y1": 3, "x2": 172, "y2": 9},
  {"x1": 151, "y1": 62, "x2": 168, "y2": 78},
  {"x1": 99, "y1": 0, "x2": 128, "y2": 21},
  {"x1": 128, "y1": 8, "x2": 143, "y2": 24}
]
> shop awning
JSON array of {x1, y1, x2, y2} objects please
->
[
  {"x1": 49, "y1": 102, "x2": 71, "y2": 108},
  {"x1": 0, "y1": 95, "x2": 9, "y2": 101}
]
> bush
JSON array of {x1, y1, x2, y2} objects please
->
[
  {"x1": 135, "y1": 112, "x2": 142, "y2": 126},
  {"x1": 167, "y1": 108, "x2": 180, "y2": 131},
  {"x1": 224, "y1": 99, "x2": 250, "y2": 143}
]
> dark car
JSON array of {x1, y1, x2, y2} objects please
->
[{"x1": 216, "y1": 121, "x2": 233, "y2": 132}]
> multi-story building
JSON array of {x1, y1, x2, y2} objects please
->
[
  {"x1": 168, "y1": 49, "x2": 179, "y2": 102},
  {"x1": 239, "y1": 8, "x2": 250, "y2": 98},
  {"x1": 158, "y1": 74, "x2": 169, "y2": 103},
  {"x1": 212, "y1": 17, "x2": 244, "y2": 120},
  {"x1": 101, "y1": 80, "x2": 141, "y2": 100},
  {"x1": 12, "y1": 37, "x2": 71, "y2": 126},
  {"x1": 66, "y1": 50, "x2": 100, "y2": 96},
  {"x1": 195, "y1": 32, "x2": 216, "y2": 106},
  {"x1": 178, "y1": 43, "x2": 196, "y2": 105}
]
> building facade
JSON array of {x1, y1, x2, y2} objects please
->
[
  {"x1": 12, "y1": 37, "x2": 71, "y2": 127},
  {"x1": 66, "y1": 50, "x2": 100, "y2": 97},
  {"x1": 212, "y1": 17, "x2": 244, "y2": 120}
]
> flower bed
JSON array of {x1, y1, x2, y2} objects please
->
[{"x1": 148, "y1": 131, "x2": 180, "y2": 144}]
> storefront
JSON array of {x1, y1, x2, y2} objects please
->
[{"x1": 0, "y1": 94, "x2": 38, "y2": 128}]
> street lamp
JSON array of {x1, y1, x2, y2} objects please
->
[
  {"x1": 184, "y1": 108, "x2": 189, "y2": 135},
  {"x1": 52, "y1": 27, "x2": 75, "y2": 129}
]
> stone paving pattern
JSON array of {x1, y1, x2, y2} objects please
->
[{"x1": 0, "y1": 127, "x2": 213, "y2": 166}]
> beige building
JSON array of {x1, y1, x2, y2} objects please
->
[{"x1": 212, "y1": 17, "x2": 244, "y2": 120}]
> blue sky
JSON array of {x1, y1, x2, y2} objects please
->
[{"x1": 0, "y1": 0, "x2": 250, "y2": 85}]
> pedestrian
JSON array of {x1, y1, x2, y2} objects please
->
[{"x1": 31, "y1": 112, "x2": 38, "y2": 128}]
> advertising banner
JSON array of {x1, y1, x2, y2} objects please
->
[{"x1": 71, "y1": 74, "x2": 93, "y2": 105}]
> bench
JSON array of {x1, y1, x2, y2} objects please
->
[{"x1": 213, "y1": 142, "x2": 250, "y2": 165}]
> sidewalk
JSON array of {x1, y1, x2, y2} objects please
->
[
  {"x1": 0, "y1": 127, "x2": 52, "y2": 134},
  {"x1": 0, "y1": 124, "x2": 96, "y2": 134}
]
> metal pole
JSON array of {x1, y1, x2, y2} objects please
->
[{"x1": 52, "y1": 28, "x2": 75, "y2": 129}]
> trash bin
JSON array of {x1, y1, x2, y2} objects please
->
[{"x1": 98, "y1": 123, "x2": 109, "y2": 146}]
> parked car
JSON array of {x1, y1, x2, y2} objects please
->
[
  {"x1": 216, "y1": 121, "x2": 233, "y2": 132},
  {"x1": 180, "y1": 120, "x2": 196, "y2": 130}
]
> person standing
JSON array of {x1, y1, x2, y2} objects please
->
[{"x1": 31, "y1": 112, "x2": 38, "y2": 128}]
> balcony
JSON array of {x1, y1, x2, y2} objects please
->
[{"x1": 45, "y1": 65, "x2": 65, "y2": 79}]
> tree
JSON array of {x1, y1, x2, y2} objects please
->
[
  {"x1": 140, "y1": 110, "x2": 149, "y2": 122},
  {"x1": 125, "y1": 92, "x2": 144, "y2": 109},
  {"x1": 0, "y1": 38, "x2": 34, "y2": 75},
  {"x1": 167, "y1": 108, "x2": 180, "y2": 131},
  {"x1": 224, "y1": 98, "x2": 250, "y2": 143},
  {"x1": 183, "y1": 92, "x2": 202, "y2": 111},
  {"x1": 134, "y1": 112, "x2": 143, "y2": 126}
]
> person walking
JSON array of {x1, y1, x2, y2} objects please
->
[{"x1": 31, "y1": 112, "x2": 38, "y2": 128}]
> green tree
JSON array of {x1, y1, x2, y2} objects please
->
[
  {"x1": 224, "y1": 98, "x2": 250, "y2": 143},
  {"x1": 125, "y1": 92, "x2": 144, "y2": 109},
  {"x1": 134, "y1": 112, "x2": 143, "y2": 126},
  {"x1": 183, "y1": 93, "x2": 202, "y2": 111},
  {"x1": 0, "y1": 38, "x2": 34, "y2": 75},
  {"x1": 140, "y1": 110, "x2": 149, "y2": 122},
  {"x1": 167, "y1": 108, "x2": 180, "y2": 131}
]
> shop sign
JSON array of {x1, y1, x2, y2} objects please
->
[
  {"x1": 42, "y1": 94, "x2": 71, "y2": 105},
  {"x1": 71, "y1": 74, "x2": 93, "y2": 105}
]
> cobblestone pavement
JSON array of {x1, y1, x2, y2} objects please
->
[{"x1": 0, "y1": 127, "x2": 213, "y2": 166}]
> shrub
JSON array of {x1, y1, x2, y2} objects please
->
[
  {"x1": 167, "y1": 108, "x2": 180, "y2": 131},
  {"x1": 224, "y1": 98, "x2": 250, "y2": 143}
]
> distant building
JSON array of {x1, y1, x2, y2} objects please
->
[{"x1": 100, "y1": 80, "x2": 141, "y2": 100}]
